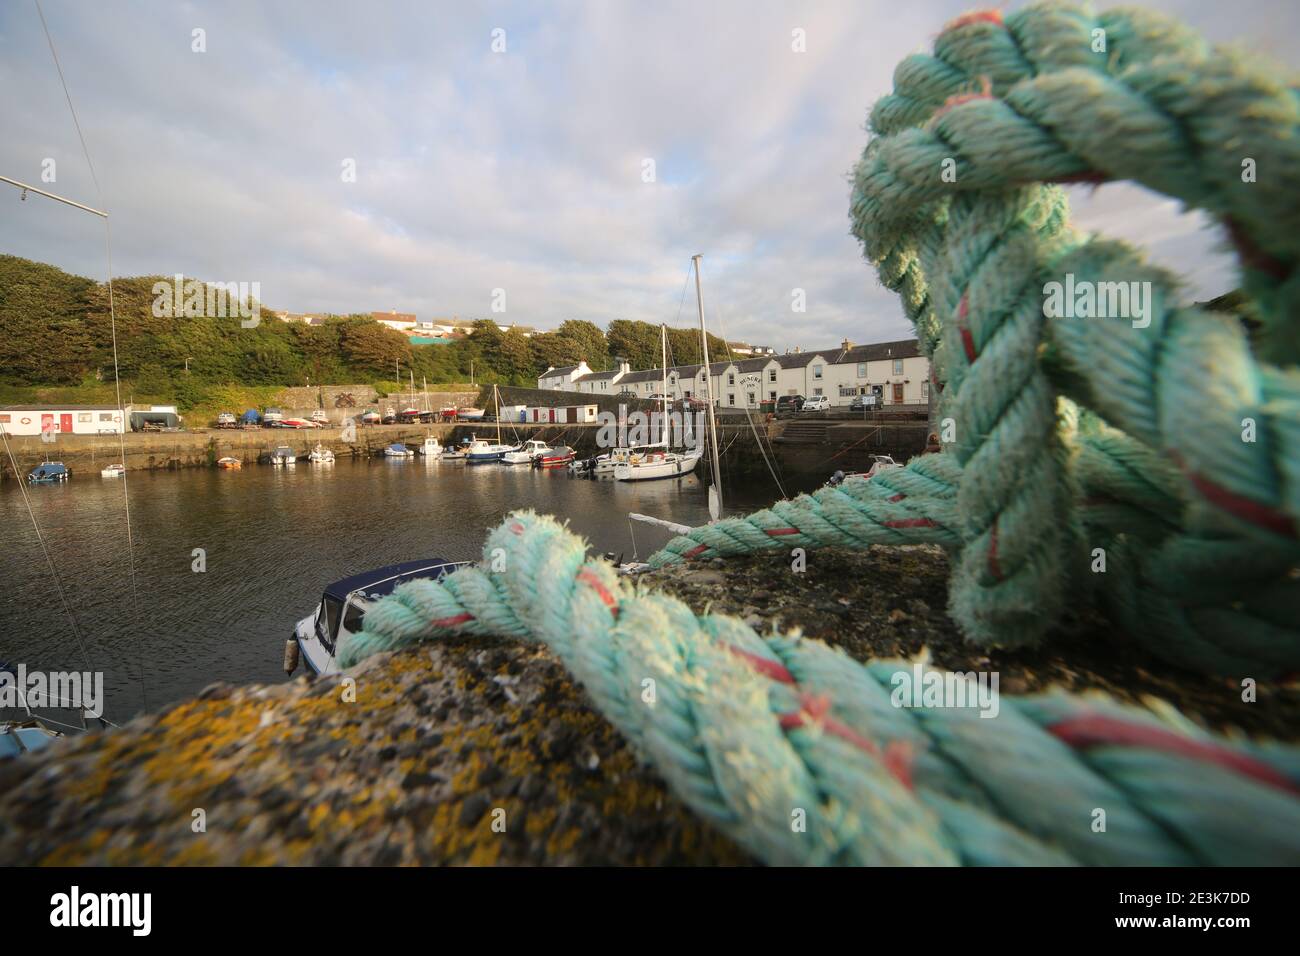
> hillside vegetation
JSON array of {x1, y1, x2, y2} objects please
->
[{"x1": 0, "y1": 254, "x2": 730, "y2": 412}]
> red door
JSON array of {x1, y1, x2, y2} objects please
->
[
  {"x1": 892, "y1": 384, "x2": 904, "y2": 404},
  {"x1": 548, "y1": 409, "x2": 556, "y2": 423},
  {"x1": 61, "y1": 413, "x2": 73, "y2": 433}
]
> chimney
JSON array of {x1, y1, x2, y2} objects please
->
[{"x1": 841, "y1": 338, "x2": 852, "y2": 351}]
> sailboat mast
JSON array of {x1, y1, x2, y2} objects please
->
[
  {"x1": 692, "y1": 255, "x2": 723, "y2": 516},
  {"x1": 661, "y1": 323, "x2": 668, "y2": 445}
]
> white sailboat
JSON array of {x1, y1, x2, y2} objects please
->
[
  {"x1": 466, "y1": 385, "x2": 515, "y2": 463},
  {"x1": 614, "y1": 322, "x2": 702, "y2": 482}
]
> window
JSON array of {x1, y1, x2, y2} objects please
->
[
  {"x1": 747, "y1": 392, "x2": 755, "y2": 405},
  {"x1": 728, "y1": 394, "x2": 735, "y2": 406},
  {"x1": 727, "y1": 373, "x2": 735, "y2": 385},
  {"x1": 813, "y1": 365, "x2": 823, "y2": 379},
  {"x1": 839, "y1": 386, "x2": 857, "y2": 397},
  {"x1": 813, "y1": 388, "x2": 823, "y2": 396},
  {"x1": 857, "y1": 363, "x2": 867, "y2": 378},
  {"x1": 78, "y1": 413, "x2": 92, "y2": 423},
  {"x1": 768, "y1": 369, "x2": 776, "y2": 382},
  {"x1": 769, "y1": 390, "x2": 777, "y2": 401},
  {"x1": 922, "y1": 380, "x2": 929, "y2": 400},
  {"x1": 893, "y1": 359, "x2": 903, "y2": 375}
]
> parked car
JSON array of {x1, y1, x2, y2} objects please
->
[
  {"x1": 775, "y1": 395, "x2": 805, "y2": 416},
  {"x1": 803, "y1": 395, "x2": 831, "y2": 412}
]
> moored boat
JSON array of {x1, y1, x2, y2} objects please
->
[
  {"x1": 383, "y1": 442, "x2": 414, "y2": 459},
  {"x1": 422, "y1": 436, "x2": 443, "y2": 457},
  {"x1": 270, "y1": 446, "x2": 297, "y2": 465},
  {"x1": 288, "y1": 558, "x2": 468, "y2": 677},
  {"x1": 263, "y1": 407, "x2": 285, "y2": 427},
  {"x1": 503, "y1": 439, "x2": 550, "y2": 464},
  {"x1": 100, "y1": 463, "x2": 126, "y2": 478},
  {"x1": 27, "y1": 461, "x2": 69, "y2": 483},
  {"x1": 572, "y1": 447, "x2": 633, "y2": 476},
  {"x1": 216, "y1": 456, "x2": 242, "y2": 469},
  {"x1": 465, "y1": 438, "x2": 512, "y2": 463},
  {"x1": 534, "y1": 445, "x2": 575, "y2": 468},
  {"x1": 308, "y1": 443, "x2": 335, "y2": 464},
  {"x1": 613, "y1": 445, "x2": 701, "y2": 481},
  {"x1": 216, "y1": 411, "x2": 237, "y2": 429}
]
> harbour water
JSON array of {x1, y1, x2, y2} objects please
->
[{"x1": 0, "y1": 458, "x2": 798, "y2": 720}]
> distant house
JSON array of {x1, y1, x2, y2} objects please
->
[
  {"x1": 373, "y1": 310, "x2": 418, "y2": 332},
  {"x1": 570, "y1": 361, "x2": 632, "y2": 394},
  {"x1": 538, "y1": 361, "x2": 593, "y2": 390}
]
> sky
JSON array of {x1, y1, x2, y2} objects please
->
[{"x1": 1, "y1": 0, "x2": 1296, "y2": 352}]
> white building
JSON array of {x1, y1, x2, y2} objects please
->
[
  {"x1": 0, "y1": 405, "x2": 125, "y2": 436},
  {"x1": 536, "y1": 338, "x2": 928, "y2": 409},
  {"x1": 538, "y1": 361, "x2": 593, "y2": 390}
]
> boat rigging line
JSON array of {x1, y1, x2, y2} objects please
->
[{"x1": 20, "y1": 0, "x2": 149, "y2": 713}]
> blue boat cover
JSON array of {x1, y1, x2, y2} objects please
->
[
  {"x1": 241, "y1": 409, "x2": 260, "y2": 423},
  {"x1": 323, "y1": 559, "x2": 458, "y2": 602}
]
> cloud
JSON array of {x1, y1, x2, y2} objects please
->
[{"x1": 1, "y1": 0, "x2": 1294, "y2": 353}]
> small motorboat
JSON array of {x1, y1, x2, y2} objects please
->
[
  {"x1": 216, "y1": 411, "x2": 237, "y2": 429},
  {"x1": 422, "y1": 436, "x2": 443, "y2": 457},
  {"x1": 439, "y1": 406, "x2": 459, "y2": 422},
  {"x1": 288, "y1": 558, "x2": 468, "y2": 677},
  {"x1": 100, "y1": 463, "x2": 126, "y2": 478},
  {"x1": 361, "y1": 409, "x2": 382, "y2": 426},
  {"x1": 457, "y1": 407, "x2": 486, "y2": 422},
  {"x1": 441, "y1": 446, "x2": 467, "y2": 460},
  {"x1": 503, "y1": 439, "x2": 551, "y2": 465},
  {"x1": 309, "y1": 410, "x2": 331, "y2": 426},
  {"x1": 309, "y1": 443, "x2": 335, "y2": 464},
  {"x1": 398, "y1": 407, "x2": 421, "y2": 424},
  {"x1": 0, "y1": 717, "x2": 62, "y2": 758},
  {"x1": 534, "y1": 445, "x2": 575, "y2": 468},
  {"x1": 465, "y1": 438, "x2": 512, "y2": 464},
  {"x1": 281, "y1": 417, "x2": 319, "y2": 429},
  {"x1": 271, "y1": 446, "x2": 297, "y2": 465},
  {"x1": 27, "y1": 461, "x2": 70, "y2": 483},
  {"x1": 263, "y1": 407, "x2": 285, "y2": 428},
  {"x1": 827, "y1": 455, "x2": 903, "y2": 487},
  {"x1": 383, "y1": 443, "x2": 414, "y2": 459},
  {"x1": 381, "y1": 408, "x2": 398, "y2": 425},
  {"x1": 216, "y1": 456, "x2": 242, "y2": 469}
]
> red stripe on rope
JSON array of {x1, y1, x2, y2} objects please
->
[
  {"x1": 577, "y1": 569, "x2": 620, "y2": 618},
  {"x1": 987, "y1": 519, "x2": 1004, "y2": 581},
  {"x1": 765, "y1": 527, "x2": 799, "y2": 537},
  {"x1": 508, "y1": 521, "x2": 525, "y2": 535},
  {"x1": 957, "y1": 293, "x2": 978, "y2": 362},
  {"x1": 884, "y1": 518, "x2": 937, "y2": 529},
  {"x1": 721, "y1": 644, "x2": 796, "y2": 684},
  {"x1": 1181, "y1": 467, "x2": 1297, "y2": 540},
  {"x1": 430, "y1": 612, "x2": 474, "y2": 628},
  {"x1": 684, "y1": 543, "x2": 710, "y2": 559},
  {"x1": 778, "y1": 698, "x2": 914, "y2": 791},
  {"x1": 1049, "y1": 714, "x2": 1299, "y2": 797},
  {"x1": 889, "y1": 493, "x2": 907, "y2": 503},
  {"x1": 945, "y1": 9, "x2": 1004, "y2": 30}
]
